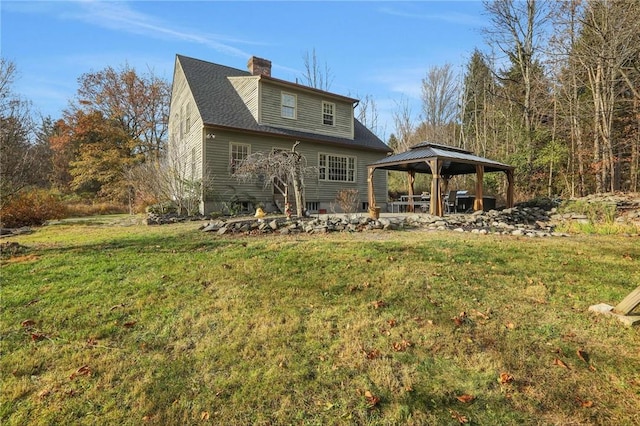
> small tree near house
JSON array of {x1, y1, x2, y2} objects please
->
[
  {"x1": 333, "y1": 189, "x2": 359, "y2": 214},
  {"x1": 233, "y1": 142, "x2": 312, "y2": 217},
  {"x1": 127, "y1": 141, "x2": 214, "y2": 215}
]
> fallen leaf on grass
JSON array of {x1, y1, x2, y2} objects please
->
[
  {"x1": 109, "y1": 303, "x2": 125, "y2": 311},
  {"x1": 364, "y1": 390, "x2": 380, "y2": 407},
  {"x1": 25, "y1": 298, "x2": 40, "y2": 307},
  {"x1": 21, "y1": 319, "x2": 36, "y2": 328},
  {"x1": 580, "y1": 400, "x2": 594, "y2": 408},
  {"x1": 505, "y1": 322, "x2": 516, "y2": 329},
  {"x1": 123, "y1": 321, "x2": 137, "y2": 328},
  {"x1": 70, "y1": 365, "x2": 91, "y2": 380},
  {"x1": 364, "y1": 348, "x2": 381, "y2": 360},
  {"x1": 371, "y1": 300, "x2": 387, "y2": 309},
  {"x1": 31, "y1": 333, "x2": 47, "y2": 342},
  {"x1": 499, "y1": 372, "x2": 514, "y2": 384},
  {"x1": 450, "y1": 409, "x2": 469, "y2": 424},
  {"x1": 471, "y1": 309, "x2": 489, "y2": 320},
  {"x1": 392, "y1": 340, "x2": 412, "y2": 352},
  {"x1": 38, "y1": 389, "x2": 51, "y2": 399},
  {"x1": 456, "y1": 394, "x2": 475, "y2": 403},
  {"x1": 387, "y1": 319, "x2": 397, "y2": 327},
  {"x1": 452, "y1": 311, "x2": 469, "y2": 326},
  {"x1": 200, "y1": 411, "x2": 210, "y2": 420},
  {"x1": 553, "y1": 358, "x2": 571, "y2": 369}
]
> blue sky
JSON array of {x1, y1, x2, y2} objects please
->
[{"x1": 2, "y1": 0, "x2": 488, "y2": 140}]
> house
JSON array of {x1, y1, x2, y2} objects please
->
[{"x1": 168, "y1": 54, "x2": 391, "y2": 215}]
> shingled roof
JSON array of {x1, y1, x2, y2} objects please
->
[
  {"x1": 176, "y1": 55, "x2": 391, "y2": 153},
  {"x1": 368, "y1": 142, "x2": 513, "y2": 175}
]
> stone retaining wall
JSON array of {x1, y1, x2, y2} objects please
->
[{"x1": 198, "y1": 207, "x2": 571, "y2": 238}]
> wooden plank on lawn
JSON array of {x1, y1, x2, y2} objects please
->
[{"x1": 614, "y1": 286, "x2": 640, "y2": 315}]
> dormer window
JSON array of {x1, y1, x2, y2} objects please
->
[
  {"x1": 281, "y1": 92, "x2": 296, "y2": 119},
  {"x1": 322, "y1": 102, "x2": 336, "y2": 126},
  {"x1": 322, "y1": 101, "x2": 335, "y2": 126}
]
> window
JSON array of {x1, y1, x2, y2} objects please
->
[
  {"x1": 230, "y1": 143, "x2": 250, "y2": 174},
  {"x1": 322, "y1": 101, "x2": 335, "y2": 125},
  {"x1": 318, "y1": 153, "x2": 356, "y2": 182},
  {"x1": 281, "y1": 92, "x2": 296, "y2": 119}
]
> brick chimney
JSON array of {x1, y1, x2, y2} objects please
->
[{"x1": 247, "y1": 56, "x2": 272, "y2": 77}]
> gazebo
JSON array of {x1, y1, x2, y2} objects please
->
[{"x1": 367, "y1": 142, "x2": 515, "y2": 216}]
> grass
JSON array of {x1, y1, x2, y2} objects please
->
[{"x1": 1, "y1": 216, "x2": 639, "y2": 425}]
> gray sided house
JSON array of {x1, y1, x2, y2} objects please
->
[{"x1": 168, "y1": 54, "x2": 391, "y2": 215}]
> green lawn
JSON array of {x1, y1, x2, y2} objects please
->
[{"x1": 1, "y1": 218, "x2": 639, "y2": 425}]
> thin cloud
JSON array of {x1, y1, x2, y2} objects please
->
[
  {"x1": 369, "y1": 67, "x2": 424, "y2": 99},
  {"x1": 378, "y1": 5, "x2": 485, "y2": 27},
  {"x1": 60, "y1": 1, "x2": 266, "y2": 59}
]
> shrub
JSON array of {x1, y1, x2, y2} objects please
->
[
  {"x1": 146, "y1": 201, "x2": 179, "y2": 215},
  {"x1": 557, "y1": 199, "x2": 616, "y2": 223},
  {"x1": 0, "y1": 190, "x2": 68, "y2": 228},
  {"x1": 334, "y1": 189, "x2": 359, "y2": 213},
  {"x1": 64, "y1": 201, "x2": 128, "y2": 217}
]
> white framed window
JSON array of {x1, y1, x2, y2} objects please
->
[
  {"x1": 230, "y1": 142, "x2": 250, "y2": 174},
  {"x1": 322, "y1": 101, "x2": 335, "y2": 125},
  {"x1": 318, "y1": 153, "x2": 356, "y2": 182},
  {"x1": 281, "y1": 92, "x2": 297, "y2": 119}
]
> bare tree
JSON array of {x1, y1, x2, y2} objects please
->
[
  {"x1": 301, "y1": 48, "x2": 334, "y2": 91},
  {"x1": 483, "y1": 0, "x2": 551, "y2": 166},
  {"x1": 391, "y1": 95, "x2": 417, "y2": 153},
  {"x1": 127, "y1": 138, "x2": 213, "y2": 215},
  {"x1": 233, "y1": 142, "x2": 313, "y2": 217},
  {"x1": 573, "y1": 0, "x2": 640, "y2": 192},
  {"x1": 421, "y1": 63, "x2": 460, "y2": 144},
  {"x1": 0, "y1": 59, "x2": 39, "y2": 206},
  {"x1": 356, "y1": 94, "x2": 380, "y2": 136}
]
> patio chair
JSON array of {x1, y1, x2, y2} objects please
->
[{"x1": 445, "y1": 190, "x2": 458, "y2": 213}]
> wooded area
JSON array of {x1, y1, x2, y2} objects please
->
[
  {"x1": 390, "y1": 0, "x2": 640, "y2": 199},
  {"x1": 1, "y1": 0, "x2": 638, "y2": 221}
]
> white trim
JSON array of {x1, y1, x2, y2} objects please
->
[
  {"x1": 229, "y1": 142, "x2": 251, "y2": 174},
  {"x1": 318, "y1": 152, "x2": 357, "y2": 183},
  {"x1": 281, "y1": 91, "x2": 297, "y2": 119},
  {"x1": 322, "y1": 101, "x2": 335, "y2": 126}
]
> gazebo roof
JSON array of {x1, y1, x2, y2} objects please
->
[{"x1": 368, "y1": 142, "x2": 513, "y2": 175}]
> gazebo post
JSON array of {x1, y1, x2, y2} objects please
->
[
  {"x1": 367, "y1": 166, "x2": 376, "y2": 208},
  {"x1": 506, "y1": 169, "x2": 514, "y2": 208},
  {"x1": 474, "y1": 165, "x2": 484, "y2": 211},
  {"x1": 429, "y1": 159, "x2": 443, "y2": 216},
  {"x1": 407, "y1": 170, "x2": 416, "y2": 212}
]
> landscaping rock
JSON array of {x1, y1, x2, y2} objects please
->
[{"x1": 141, "y1": 193, "x2": 639, "y2": 238}]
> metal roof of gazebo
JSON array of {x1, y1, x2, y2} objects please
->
[{"x1": 367, "y1": 142, "x2": 514, "y2": 216}]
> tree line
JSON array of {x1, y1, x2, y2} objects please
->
[
  {"x1": 1, "y1": 60, "x2": 170, "y2": 212},
  {"x1": 1, "y1": 0, "x2": 638, "y2": 218},
  {"x1": 389, "y1": 0, "x2": 640, "y2": 199}
]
